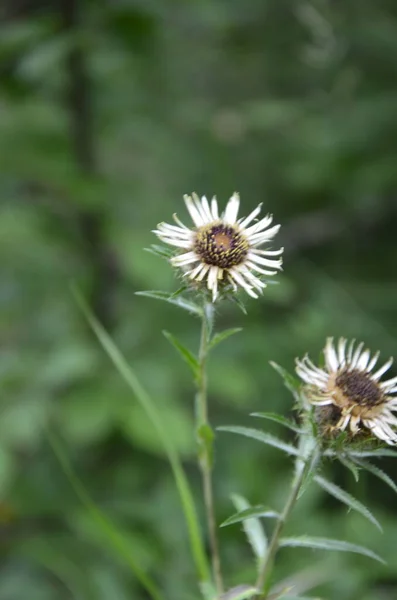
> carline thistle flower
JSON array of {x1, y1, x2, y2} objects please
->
[
  {"x1": 153, "y1": 193, "x2": 283, "y2": 301},
  {"x1": 296, "y1": 337, "x2": 397, "y2": 445}
]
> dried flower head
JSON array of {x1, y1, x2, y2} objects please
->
[
  {"x1": 153, "y1": 193, "x2": 283, "y2": 301},
  {"x1": 296, "y1": 337, "x2": 397, "y2": 445}
]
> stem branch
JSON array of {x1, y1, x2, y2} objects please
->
[
  {"x1": 255, "y1": 458, "x2": 308, "y2": 595},
  {"x1": 196, "y1": 303, "x2": 223, "y2": 595}
]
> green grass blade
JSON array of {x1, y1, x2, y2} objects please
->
[
  {"x1": 47, "y1": 429, "x2": 163, "y2": 600},
  {"x1": 73, "y1": 287, "x2": 210, "y2": 584}
]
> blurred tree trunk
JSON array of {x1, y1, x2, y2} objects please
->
[{"x1": 60, "y1": 0, "x2": 118, "y2": 331}]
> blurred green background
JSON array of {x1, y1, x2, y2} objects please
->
[{"x1": 1, "y1": 0, "x2": 397, "y2": 598}]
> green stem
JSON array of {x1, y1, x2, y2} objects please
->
[
  {"x1": 255, "y1": 457, "x2": 309, "y2": 595},
  {"x1": 196, "y1": 302, "x2": 224, "y2": 596}
]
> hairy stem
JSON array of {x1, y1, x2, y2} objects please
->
[
  {"x1": 256, "y1": 457, "x2": 309, "y2": 595},
  {"x1": 196, "y1": 303, "x2": 223, "y2": 595}
]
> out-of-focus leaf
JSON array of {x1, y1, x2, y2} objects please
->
[
  {"x1": 208, "y1": 328, "x2": 243, "y2": 351},
  {"x1": 47, "y1": 430, "x2": 163, "y2": 600},
  {"x1": 219, "y1": 584, "x2": 258, "y2": 600},
  {"x1": 231, "y1": 494, "x2": 267, "y2": 563},
  {"x1": 221, "y1": 505, "x2": 279, "y2": 527}
]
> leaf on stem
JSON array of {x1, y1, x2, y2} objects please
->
[
  {"x1": 251, "y1": 412, "x2": 303, "y2": 433},
  {"x1": 337, "y1": 455, "x2": 360, "y2": 482},
  {"x1": 208, "y1": 328, "x2": 243, "y2": 352},
  {"x1": 279, "y1": 536, "x2": 385, "y2": 563},
  {"x1": 314, "y1": 475, "x2": 382, "y2": 531},
  {"x1": 231, "y1": 494, "x2": 268, "y2": 562},
  {"x1": 218, "y1": 426, "x2": 299, "y2": 457},
  {"x1": 351, "y1": 457, "x2": 397, "y2": 495},
  {"x1": 221, "y1": 505, "x2": 280, "y2": 527},
  {"x1": 270, "y1": 362, "x2": 301, "y2": 402},
  {"x1": 163, "y1": 330, "x2": 199, "y2": 377},
  {"x1": 136, "y1": 290, "x2": 203, "y2": 316},
  {"x1": 219, "y1": 585, "x2": 258, "y2": 600}
]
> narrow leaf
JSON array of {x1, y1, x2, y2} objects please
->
[
  {"x1": 47, "y1": 430, "x2": 163, "y2": 600},
  {"x1": 352, "y1": 457, "x2": 397, "y2": 495},
  {"x1": 231, "y1": 494, "x2": 267, "y2": 562},
  {"x1": 338, "y1": 455, "x2": 360, "y2": 482},
  {"x1": 314, "y1": 475, "x2": 382, "y2": 531},
  {"x1": 163, "y1": 330, "x2": 199, "y2": 376},
  {"x1": 279, "y1": 536, "x2": 385, "y2": 563},
  {"x1": 251, "y1": 412, "x2": 303, "y2": 433},
  {"x1": 144, "y1": 244, "x2": 175, "y2": 259},
  {"x1": 218, "y1": 426, "x2": 299, "y2": 457},
  {"x1": 136, "y1": 290, "x2": 203, "y2": 316},
  {"x1": 208, "y1": 328, "x2": 243, "y2": 351},
  {"x1": 230, "y1": 295, "x2": 247, "y2": 315},
  {"x1": 270, "y1": 362, "x2": 301, "y2": 402},
  {"x1": 221, "y1": 505, "x2": 279, "y2": 527},
  {"x1": 73, "y1": 287, "x2": 210, "y2": 583},
  {"x1": 219, "y1": 585, "x2": 258, "y2": 600},
  {"x1": 325, "y1": 448, "x2": 397, "y2": 459}
]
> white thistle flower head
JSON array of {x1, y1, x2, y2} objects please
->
[
  {"x1": 296, "y1": 337, "x2": 397, "y2": 445},
  {"x1": 152, "y1": 193, "x2": 283, "y2": 301}
]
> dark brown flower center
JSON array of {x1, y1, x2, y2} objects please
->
[
  {"x1": 335, "y1": 369, "x2": 383, "y2": 407},
  {"x1": 194, "y1": 223, "x2": 249, "y2": 268}
]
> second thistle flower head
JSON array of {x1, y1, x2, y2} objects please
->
[
  {"x1": 296, "y1": 337, "x2": 397, "y2": 445},
  {"x1": 153, "y1": 193, "x2": 283, "y2": 301}
]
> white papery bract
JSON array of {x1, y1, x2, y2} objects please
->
[
  {"x1": 296, "y1": 337, "x2": 397, "y2": 445},
  {"x1": 153, "y1": 193, "x2": 283, "y2": 301}
]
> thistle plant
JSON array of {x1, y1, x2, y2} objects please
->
[{"x1": 74, "y1": 192, "x2": 397, "y2": 600}]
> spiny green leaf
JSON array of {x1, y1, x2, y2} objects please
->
[
  {"x1": 270, "y1": 362, "x2": 301, "y2": 401},
  {"x1": 136, "y1": 290, "x2": 203, "y2": 316},
  {"x1": 208, "y1": 328, "x2": 243, "y2": 351},
  {"x1": 251, "y1": 412, "x2": 303, "y2": 433},
  {"x1": 163, "y1": 330, "x2": 199, "y2": 376},
  {"x1": 219, "y1": 585, "x2": 258, "y2": 600},
  {"x1": 221, "y1": 505, "x2": 279, "y2": 527},
  {"x1": 218, "y1": 426, "x2": 299, "y2": 457},
  {"x1": 352, "y1": 457, "x2": 397, "y2": 494},
  {"x1": 231, "y1": 494, "x2": 267, "y2": 562},
  {"x1": 338, "y1": 455, "x2": 360, "y2": 482},
  {"x1": 314, "y1": 475, "x2": 382, "y2": 531},
  {"x1": 73, "y1": 287, "x2": 210, "y2": 584},
  {"x1": 279, "y1": 536, "x2": 385, "y2": 563},
  {"x1": 348, "y1": 448, "x2": 397, "y2": 458}
]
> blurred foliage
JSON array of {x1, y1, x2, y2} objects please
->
[{"x1": 1, "y1": 0, "x2": 397, "y2": 598}]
